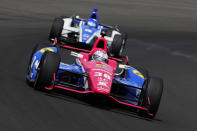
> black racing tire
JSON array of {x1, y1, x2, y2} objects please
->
[
  {"x1": 27, "y1": 42, "x2": 52, "y2": 71},
  {"x1": 121, "y1": 33, "x2": 127, "y2": 55},
  {"x1": 111, "y1": 35, "x2": 124, "y2": 58},
  {"x1": 30, "y1": 43, "x2": 51, "y2": 58},
  {"x1": 49, "y1": 17, "x2": 64, "y2": 41},
  {"x1": 26, "y1": 43, "x2": 51, "y2": 86},
  {"x1": 139, "y1": 77, "x2": 163, "y2": 119},
  {"x1": 34, "y1": 51, "x2": 60, "y2": 90}
]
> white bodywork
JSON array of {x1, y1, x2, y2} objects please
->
[{"x1": 61, "y1": 18, "x2": 121, "y2": 47}]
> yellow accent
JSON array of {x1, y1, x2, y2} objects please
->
[
  {"x1": 40, "y1": 48, "x2": 54, "y2": 53},
  {"x1": 96, "y1": 64, "x2": 102, "y2": 66},
  {"x1": 133, "y1": 70, "x2": 144, "y2": 79}
]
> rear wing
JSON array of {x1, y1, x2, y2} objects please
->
[
  {"x1": 51, "y1": 38, "x2": 122, "y2": 62},
  {"x1": 60, "y1": 44, "x2": 122, "y2": 62}
]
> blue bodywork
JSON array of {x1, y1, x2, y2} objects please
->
[
  {"x1": 74, "y1": 8, "x2": 107, "y2": 43},
  {"x1": 26, "y1": 47, "x2": 58, "y2": 82},
  {"x1": 80, "y1": 21, "x2": 102, "y2": 43},
  {"x1": 27, "y1": 47, "x2": 145, "y2": 105},
  {"x1": 114, "y1": 67, "x2": 145, "y2": 105}
]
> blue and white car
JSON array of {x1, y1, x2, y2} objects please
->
[{"x1": 49, "y1": 8, "x2": 127, "y2": 58}]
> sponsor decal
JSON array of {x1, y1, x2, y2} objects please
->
[
  {"x1": 94, "y1": 72, "x2": 102, "y2": 76},
  {"x1": 133, "y1": 70, "x2": 144, "y2": 79},
  {"x1": 95, "y1": 63, "x2": 109, "y2": 69},
  {"x1": 94, "y1": 72, "x2": 111, "y2": 80},
  {"x1": 83, "y1": 34, "x2": 90, "y2": 38},
  {"x1": 31, "y1": 56, "x2": 36, "y2": 68},
  {"x1": 98, "y1": 81, "x2": 107, "y2": 86},
  {"x1": 96, "y1": 63, "x2": 101, "y2": 66},
  {"x1": 136, "y1": 89, "x2": 141, "y2": 97},
  {"x1": 31, "y1": 56, "x2": 39, "y2": 70},
  {"x1": 40, "y1": 48, "x2": 54, "y2": 53},
  {"x1": 85, "y1": 29, "x2": 92, "y2": 33},
  {"x1": 92, "y1": 68, "x2": 113, "y2": 75},
  {"x1": 104, "y1": 73, "x2": 111, "y2": 80},
  {"x1": 34, "y1": 60, "x2": 39, "y2": 70}
]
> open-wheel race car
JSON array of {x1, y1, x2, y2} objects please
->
[
  {"x1": 49, "y1": 8, "x2": 127, "y2": 58},
  {"x1": 26, "y1": 36, "x2": 163, "y2": 119}
]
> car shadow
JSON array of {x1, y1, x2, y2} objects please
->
[{"x1": 41, "y1": 88, "x2": 162, "y2": 122}]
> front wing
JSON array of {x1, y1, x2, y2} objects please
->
[{"x1": 45, "y1": 69, "x2": 149, "y2": 113}]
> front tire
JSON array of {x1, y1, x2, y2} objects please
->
[
  {"x1": 26, "y1": 43, "x2": 50, "y2": 86},
  {"x1": 139, "y1": 77, "x2": 163, "y2": 118},
  {"x1": 34, "y1": 51, "x2": 60, "y2": 90}
]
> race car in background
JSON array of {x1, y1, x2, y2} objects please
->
[
  {"x1": 26, "y1": 36, "x2": 163, "y2": 119},
  {"x1": 49, "y1": 8, "x2": 127, "y2": 58}
]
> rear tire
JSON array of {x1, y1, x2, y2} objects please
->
[
  {"x1": 121, "y1": 33, "x2": 127, "y2": 56},
  {"x1": 34, "y1": 51, "x2": 60, "y2": 90},
  {"x1": 49, "y1": 17, "x2": 64, "y2": 41},
  {"x1": 111, "y1": 35, "x2": 124, "y2": 58},
  {"x1": 139, "y1": 77, "x2": 163, "y2": 118}
]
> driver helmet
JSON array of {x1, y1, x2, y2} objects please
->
[{"x1": 92, "y1": 50, "x2": 108, "y2": 62}]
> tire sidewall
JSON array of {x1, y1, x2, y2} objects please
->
[{"x1": 34, "y1": 51, "x2": 60, "y2": 90}]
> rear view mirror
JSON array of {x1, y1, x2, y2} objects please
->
[
  {"x1": 119, "y1": 64, "x2": 130, "y2": 69},
  {"x1": 71, "y1": 52, "x2": 83, "y2": 58}
]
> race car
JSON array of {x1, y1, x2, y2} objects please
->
[
  {"x1": 49, "y1": 8, "x2": 127, "y2": 58},
  {"x1": 26, "y1": 36, "x2": 163, "y2": 118}
]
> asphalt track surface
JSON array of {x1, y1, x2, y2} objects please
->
[{"x1": 1, "y1": 0, "x2": 197, "y2": 130}]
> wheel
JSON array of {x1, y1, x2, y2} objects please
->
[
  {"x1": 111, "y1": 34, "x2": 124, "y2": 58},
  {"x1": 26, "y1": 42, "x2": 52, "y2": 73},
  {"x1": 49, "y1": 17, "x2": 64, "y2": 41},
  {"x1": 34, "y1": 51, "x2": 60, "y2": 90},
  {"x1": 139, "y1": 77, "x2": 163, "y2": 118},
  {"x1": 121, "y1": 33, "x2": 127, "y2": 55},
  {"x1": 26, "y1": 43, "x2": 50, "y2": 86}
]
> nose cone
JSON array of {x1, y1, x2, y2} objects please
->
[
  {"x1": 88, "y1": 67, "x2": 113, "y2": 95},
  {"x1": 87, "y1": 61, "x2": 114, "y2": 96},
  {"x1": 94, "y1": 86, "x2": 110, "y2": 95}
]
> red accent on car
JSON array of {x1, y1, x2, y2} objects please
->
[
  {"x1": 54, "y1": 85, "x2": 94, "y2": 94},
  {"x1": 44, "y1": 73, "x2": 56, "y2": 90},
  {"x1": 148, "y1": 96, "x2": 151, "y2": 105},
  {"x1": 109, "y1": 96, "x2": 148, "y2": 111}
]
